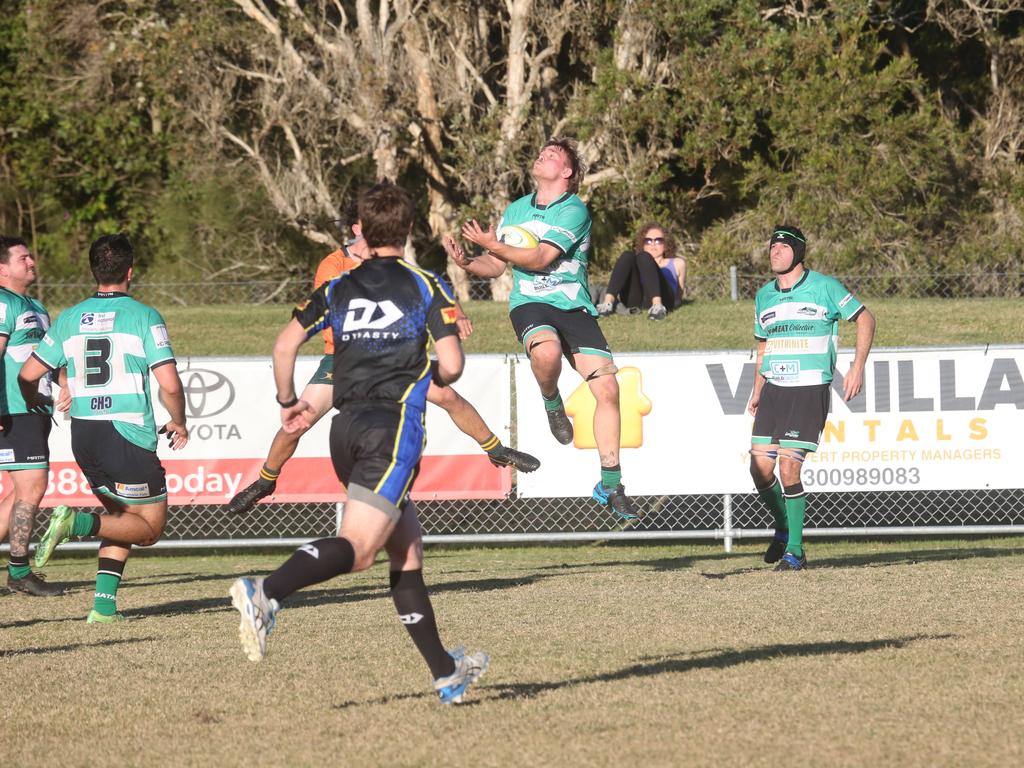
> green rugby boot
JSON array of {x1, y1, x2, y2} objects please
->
[
  {"x1": 34, "y1": 505, "x2": 75, "y2": 568},
  {"x1": 87, "y1": 610, "x2": 127, "y2": 624}
]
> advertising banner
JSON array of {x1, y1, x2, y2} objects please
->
[
  {"x1": 23, "y1": 355, "x2": 513, "y2": 506},
  {"x1": 515, "y1": 347, "x2": 1024, "y2": 497}
]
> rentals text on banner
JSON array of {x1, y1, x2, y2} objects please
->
[{"x1": 514, "y1": 347, "x2": 1024, "y2": 497}]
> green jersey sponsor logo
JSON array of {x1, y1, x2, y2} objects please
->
[
  {"x1": 500, "y1": 192, "x2": 596, "y2": 315},
  {"x1": 753, "y1": 270, "x2": 863, "y2": 387}
]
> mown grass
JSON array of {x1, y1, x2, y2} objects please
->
[
  {"x1": 3, "y1": 539, "x2": 1022, "y2": 767},
  {"x1": 157, "y1": 298, "x2": 1024, "y2": 358}
]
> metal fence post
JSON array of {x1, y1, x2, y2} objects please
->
[
  {"x1": 730, "y1": 266, "x2": 739, "y2": 301},
  {"x1": 335, "y1": 501, "x2": 345, "y2": 535},
  {"x1": 723, "y1": 493, "x2": 733, "y2": 553}
]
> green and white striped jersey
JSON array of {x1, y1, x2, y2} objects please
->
[
  {"x1": 753, "y1": 270, "x2": 864, "y2": 387},
  {"x1": 500, "y1": 192, "x2": 596, "y2": 315},
  {"x1": 0, "y1": 287, "x2": 51, "y2": 415},
  {"x1": 33, "y1": 292, "x2": 176, "y2": 451}
]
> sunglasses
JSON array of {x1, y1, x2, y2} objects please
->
[{"x1": 644, "y1": 237, "x2": 665, "y2": 244}]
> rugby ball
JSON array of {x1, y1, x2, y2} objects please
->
[{"x1": 497, "y1": 224, "x2": 539, "y2": 249}]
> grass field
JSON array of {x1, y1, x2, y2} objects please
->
[
  {"x1": 160, "y1": 298, "x2": 1024, "y2": 357},
  {"x1": 3, "y1": 539, "x2": 1022, "y2": 767}
]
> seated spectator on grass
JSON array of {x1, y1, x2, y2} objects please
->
[{"x1": 596, "y1": 223, "x2": 686, "y2": 321}]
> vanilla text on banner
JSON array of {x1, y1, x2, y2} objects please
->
[{"x1": 514, "y1": 347, "x2": 1024, "y2": 497}]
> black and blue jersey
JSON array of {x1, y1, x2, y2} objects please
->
[{"x1": 293, "y1": 256, "x2": 459, "y2": 412}]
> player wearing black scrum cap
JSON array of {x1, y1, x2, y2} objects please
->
[{"x1": 746, "y1": 225, "x2": 876, "y2": 571}]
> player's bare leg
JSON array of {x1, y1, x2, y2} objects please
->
[
  {"x1": 0, "y1": 483, "x2": 14, "y2": 542},
  {"x1": 35, "y1": 496, "x2": 167, "y2": 620},
  {"x1": 90, "y1": 500, "x2": 167, "y2": 547},
  {"x1": 576, "y1": 352, "x2": 637, "y2": 520},
  {"x1": 525, "y1": 329, "x2": 573, "y2": 444},
  {"x1": 228, "y1": 382, "x2": 334, "y2": 515},
  {"x1": 3, "y1": 469, "x2": 63, "y2": 596},
  {"x1": 427, "y1": 383, "x2": 539, "y2": 472}
]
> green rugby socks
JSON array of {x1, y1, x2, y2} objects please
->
[
  {"x1": 72, "y1": 511, "x2": 101, "y2": 538},
  {"x1": 757, "y1": 479, "x2": 788, "y2": 531},
  {"x1": 479, "y1": 433, "x2": 501, "y2": 454},
  {"x1": 601, "y1": 465, "x2": 622, "y2": 490},
  {"x1": 94, "y1": 557, "x2": 126, "y2": 616},
  {"x1": 542, "y1": 391, "x2": 563, "y2": 412},
  {"x1": 8, "y1": 555, "x2": 31, "y2": 580},
  {"x1": 783, "y1": 482, "x2": 806, "y2": 556}
]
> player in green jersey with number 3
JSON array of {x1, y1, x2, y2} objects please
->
[
  {"x1": 747, "y1": 226, "x2": 876, "y2": 571},
  {"x1": 19, "y1": 234, "x2": 189, "y2": 621}
]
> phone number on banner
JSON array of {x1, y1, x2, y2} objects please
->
[{"x1": 801, "y1": 466, "x2": 921, "y2": 489}]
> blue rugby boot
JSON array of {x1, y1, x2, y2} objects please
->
[
  {"x1": 773, "y1": 552, "x2": 808, "y2": 572},
  {"x1": 434, "y1": 647, "x2": 489, "y2": 705},
  {"x1": 592, "y1": 482, "x2": 638, "y2": 521}
]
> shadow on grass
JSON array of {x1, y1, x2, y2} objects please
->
[
  {"x1": 0, "y1": 636, "x2": 157, "y2": 658},
  {"x1": 291, "y1": 572, "x2": 563, "y2": 610},
  {"x1": 9, "y1": 569, "x2": 280, "y2": 596},
  {"x1": 124, "y1": 569, "x2": 275, "y2": 589},
  {"x1": 0, "y1": 614, "x2": 96, "y2": 630},
  {"x1": 537, "y1": 552, "x2": 732, "y2": 573},
  {"x1": 3, "y1": 571, "x2": 562, "y2": 625},
  {"x1": 699, "y1": 546, "x2": 1022, "y2": 579},
  {"x1": 486, "y1": 634, "x2": 955, "y2": 701},
  {"x1": 331, "y1": 633, "x2": 954, "y2": 709}
]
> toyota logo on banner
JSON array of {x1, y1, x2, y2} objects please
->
[{"x1": 181, "y1": 368, "x2": 236, "y2": 419}]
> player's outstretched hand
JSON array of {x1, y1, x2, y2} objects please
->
[
  {"x1": 159, "y1": 422, "x2": 189, "y2": 450},
  {"x1": 443, "y1": 234, "x2": 473, "y2": 269},
  {"x1": 281, "y1": 400, "x2": 314, "y2": 433},
  {"x1": 461, "y1": 220, "x2": 498, "y2": 251}
]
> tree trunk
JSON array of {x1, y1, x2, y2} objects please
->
[
  {"x1": 403, "y1": 12, "x2": 466, "y2": 295},
  {"x1": 488, "y1": 0, "x2": 534, "y2": 301}
]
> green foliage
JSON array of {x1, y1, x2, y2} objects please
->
[
  {"x1": 1, "y1": 0, "x2": 1022, "y2": 288},
  {"x1": 147, "y1": 165, "x2": 314, "y2": 282},
  {"x1": 0, "y1": 1, "x2": 300, "y2": 280},
  {"x1": 0, "y1": 2, "x2": 168, "y2": 276}
]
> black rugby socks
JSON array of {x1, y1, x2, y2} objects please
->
[
  {"x1": 390, "y1": 569, "x2": 454, "y2": 679},
  {"x1": 263, "y1": 536, "x2": 355, "y2": 602}
]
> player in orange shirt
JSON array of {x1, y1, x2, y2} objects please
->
[{"x1": 228, "y1": 216, "x2": 539, "y2": 515}]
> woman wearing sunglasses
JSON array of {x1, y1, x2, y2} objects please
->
[{"x1": 596, "y1": 223, "x2": 686, "y2": 321}]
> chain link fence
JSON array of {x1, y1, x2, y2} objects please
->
[
  {"x1": 699, "y1": 271, "x2": 1024, "y2": 301},
  {"x1": 15, "y1": 485, "x2": 1023, "y2": 554},
  {"x1": 30, "y1": 271, "x2": 1024, "y2": 307},
  {"x1": 10, "y1": 277, "x2": 1023, "y2": 551}
]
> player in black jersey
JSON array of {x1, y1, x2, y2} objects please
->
[{"x1": 230, "y1": 182, "x2": 488, "y2": 704}]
